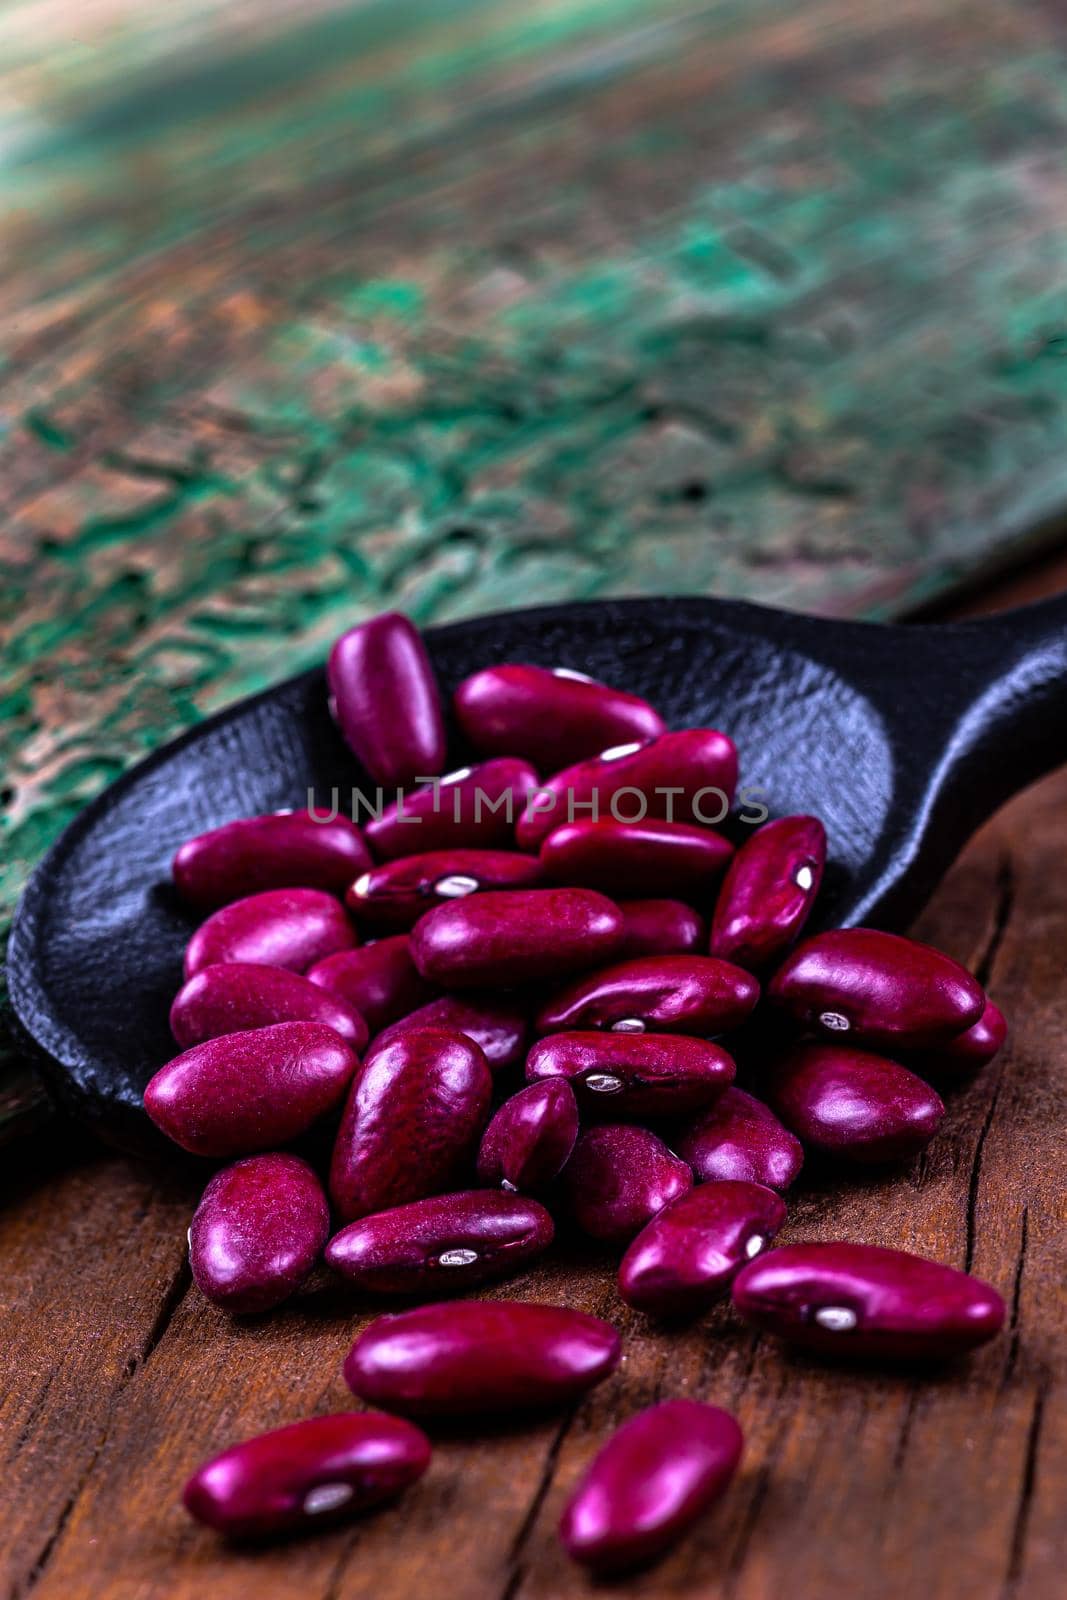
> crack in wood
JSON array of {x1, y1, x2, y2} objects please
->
[
  {"x1": 1001, "y1": 1382, "x2": 1049, "y2": 1596},
  {"x1": 1001, "y1": 1206, "x2": 1030, "y2": 1388},
  {"x1": 497, "y1": 1566, "x2": 524, "y2": 1600},
  {"x1": 965, "y1": 1079, "x2": 1003, "y2": 1277},
  {"x1": 864, "y1": 1385, "x2": 926, "y2": 1550},
  {"x1": 720, "y1": 1360, "x2": 795, "y2": 1592},
  {"x1": 890, "y1": 1387, "x2": 922, "y2": 1478},
  {"x1": 127, "y1": 1258, "x2": 192, "y2": 1379},
  {"x1": 722, "y1": 1463, "x2": 773, "y2": 1591},
  {"x1": 963, "y1": 849, "x2": 1016, "y2": 1277},
  {"x1": 496, "y1": 1410, "x2": 576, "y2": 1600},
  {"x1": 9, "y1": 1369, "x2": 58, "y2": 1460},
  {"x1": 11, "y1": 1481, "x2": 85, "y2": 1600},
  {"x1": 488, "y1": 1282, "x2": 624, "y2": 1600},
  {"x1": 11, "y1": 1257, "x2": 191, "y2": 1597},
  {"x1": 976, "y1": 852, "x2": 1016, "y2": 990},
  {"x1": 726, "y1": 1331, "x2": 766, "y2": 1406},
  {"x1": 320, "y1": 1524, "x2": 364, "y2": 1600}
]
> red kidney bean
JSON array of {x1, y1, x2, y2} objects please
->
[
  {"x1": 516, "y1": 729, "x2": 738, "y2": 850},
  {"x1": 526, "y1": 1031, "x2": 734, "y2": 1119},
  {"x1": 454, "y1": 663, "x2": 665, "y2": 770},
  {"x1": 170, "y1": 963, "x2": 368, "y2": 1051},
  {"x1": 768, "y1": 928, "x2": 984, "y2": 1049},
  {"x1": 172, "y1": 810, "x2": 370, "y2": 911},
  {"x1": 144, "y1": 1022, "x2": 356, "y2": 1157},
  {"x1": 537, "y1": 954, "x2": 759, "y2": 1037},
  {"x1": 766, "y1": 1043, "x2": 945, "y2": 1164},
  {"x1": 366, "y1": 759, "x2": 540, "y2": 859},
  {"x1": 675, "y1": 1087, "x2": 804, "y2": 1191},
  {"x1": 184, "y1": 888, "x2": 356, "y2": 980},
  {"x1": 329, "y1": 1028, "x2": 492, "y2": 1221},
  {"x1": 307, "y1": 936, "x2": 435, "y2": 1034},
  {"x1": 189, "y1": 1153, "x2": 329, "y2": 1313},
  {"x1": 540, "y1": 818, "x2": 733, "y2": 899},
  {"x1": 327, "y1": 611, "x2": 445, "y2": 785},
  {"x1": 559, "y1": 1400, "x2": 743, "y2": 1573},
  {"x1": 410, "y1": 887, "x2": 624, "y2": 989},
  {"x1": 710, "y1": 814, "x2": 826, "y2": 971},
  {"x1": 372, "y1": 994, "x2": 528, "y2": 1072},
  {"x1": 616, "y1": 898, "x2": 706, "y2": 959},
  {"x1": 564, "y1": 1124, "x2": 692, "y2": 1242},
  {"x1": 732, "y1": 1241, "x2": 1005, "y2": 1360},
  {"x1": 326, "y1": 1190, "x2": 554, "y2": 1295},
  {"x1": 183, "y1": 1412, "x2": 431, "y2": 1539},
  {"x1": 476, "y1": 1079, "x2": 579, "y2": 1192},
  {"x1": 346, "y1": 849, "x2": 542, "y2": 931},
  {"x1": 618, "y1": 1180, "x2": 786, "y2": 1316},
  {"x1": 344, "y1": 1300, "x2": 621, "y2": 1417},
  {"x1": 909, "y1": 998, "x2": 1008, "y2": 1077}
]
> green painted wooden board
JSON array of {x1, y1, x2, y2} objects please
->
[{"x1": 5, "y1": 0, "x2": 1067, "y2": 942}]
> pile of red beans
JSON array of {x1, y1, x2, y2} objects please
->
[{"x1": 150, "y1": 611, "x2": 1008, "y2": 1572}]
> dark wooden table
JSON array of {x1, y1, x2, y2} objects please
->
[
  {"x1": 3, "y1": 555, "x2": 1065, "y2": 1600},
  {"x1": 4, "y1": 2, "x2": 1067, "y2": 1594}
]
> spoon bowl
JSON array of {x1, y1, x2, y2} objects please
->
[{"x1": 7, "y1": 592, "x2": 1067, "y2": 1151}]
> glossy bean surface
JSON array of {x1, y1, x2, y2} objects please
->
[
  {"x1": 732, "y1": 1241, "x2": 1005, "y2": 1359},
  {"x1": 910, "y1": 998, "x2": 1008, "y2": 1077},
  {"x1": 189, "y1": 1153, "x2": 329, "y2": 1313},
  {"x1": 173, "y1": 810, "x2": 370, "y2": 910},
  {"x1": 307, "y1": 936, "x2": 435, "y2": 1034},
  {"x1": 347, "y1": 849, "x2": 542, "y2": 931},
  {"x1": 559, "y1": 1400, "x2": 743, "y2": 1573},
  {"x1": 515, "y1": 729, "x2": 738, "y2": 850},
  {"x1": 144, "y1": 1022, "x2": 356, "y2": 1157},
  {"x1": 372, "y1": 994, "x2": 528, "y2": 1072},
  {"x1": 184, "y1": 888, "x2": 356, "y2": 979},
  {"x1": 710, "y1": 814, "x2": 826, "y2": 970},
  {"x1": 616, "y1": 898, "x2": 706, "y2": 960},
  {"x1": 618, "y1": 1180, "x2": 786, "y2": 1315},
  {"x1": 526, "y1": 1031, "x2": 734, "y2": 1118},
  {"x1": 537, "y1": 954, "x2": 759, "y2": 1036},
  {"x1": 344, "y1": 1300, "x2": 622, "y2": 1416},
  {"x1": 767, "y1": 1044, "x2": 945, "y2": 1164},
  {"x1": 564, "y1": 1124, "x2": 692, "y2": 1242},
  {"x1": 183, "y1": 1412, "x2": 430, "y2": 1539},
  {"x1": 329, "y1": 1029, "x2": 492, "y2": 1221},
  {"x1": 326, "y1": 1190, "x2": 553, "y2": 1295},
  {"x1": 366, "y1": 759, "x2": 540, "y2": 858},
  {"x1": 540, "y1": 818, "x2": 732, "y2": 899},
  {"x1": 327, "y1": 611, "x2": 445, "y2": 785},
  {"x1": 476, "y1": 1079, "x2": 579, "y2": 1193},
  {"x1": 170, "y1": 963, "x2": 367, "y2": 1051},
  {"x1": 768, "y1": 928, "x2": 984, "y2": 1048},
  {"x1": 675, "y1": 1087, "x2": 804, "y2": 1191},
  {"x1": 410, "y1": 887, "x2": 623, "y2": 988},
  {"x1": 454, "y1": 663, "x2": 665, "y2": 770}
]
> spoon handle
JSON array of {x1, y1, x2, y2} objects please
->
[
  {"x1": 936, "y1": 587, "x2": 1067, "y2": 808},
  {"x1": 843, "y1": 585, "x2": 1067, "y2": 930}
]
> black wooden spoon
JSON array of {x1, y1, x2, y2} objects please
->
[{"x1": 7, "y1": 591, "x2": 1067, "y2": 1153}]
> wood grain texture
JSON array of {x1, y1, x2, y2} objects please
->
[
  {"x1": 7, "y1": 0, "x2": 1067, "y2": 941},
  {"x1": 2, "y1": 564, "x2": 1064, "y2": 1598}
]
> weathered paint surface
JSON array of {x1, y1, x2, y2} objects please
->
[{"x1": 4, "y1": 0, "x2": 1067, "y2": 942}]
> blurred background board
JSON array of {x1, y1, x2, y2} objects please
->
[{"x1": 5, "y1": 0, "x2": 1067, "y2": 919}]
